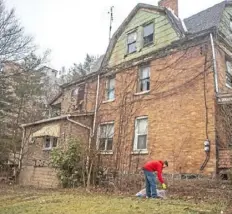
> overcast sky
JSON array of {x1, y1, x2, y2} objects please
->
[{"x1": 5, "y1": 0, "x2": 223, "y2": 71}]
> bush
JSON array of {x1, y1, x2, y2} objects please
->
[{"x1": 50, "y1": 138, "x2": 86, "y2": 188}]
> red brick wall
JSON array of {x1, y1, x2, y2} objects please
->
[
  {"x1": 97, "y1": 44, "x2": 217, "y2": 176},
  {"x1": 158, "y1": 0, "x2": 178, "y2": 16}
]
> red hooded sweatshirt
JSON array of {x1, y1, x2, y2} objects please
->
[{"x1": 143, "y1": 160, "x2": 164, "y2": 183}]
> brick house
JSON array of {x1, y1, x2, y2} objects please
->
[{"x1": 20, "y1": 0, "x2": 232, "y2": 188}]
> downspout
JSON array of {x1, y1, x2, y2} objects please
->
[
  {"x1": 91, "y1": 74, "x2": 100, "y2": 137},
  {"x1": 18, "y1": 126, "x2": 26, "y2": 177},
  {"x1": 209, "y1": 33, "x2": 219, "y2": 174},
  {"x1": 210, "y1": 33, "x2": 219, "y2": 94}
]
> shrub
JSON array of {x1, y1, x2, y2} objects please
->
[{"x1": 50, "y1": 138, "x2": 86, "y2": 188}]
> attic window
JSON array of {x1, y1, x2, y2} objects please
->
[
  {"x1": 127, "y1": 32, "x2": 137, "y2": 54},
  {"x1": 143, "y1": 23, "x2": 154, "y2": 46}
]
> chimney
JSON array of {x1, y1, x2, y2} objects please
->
[{"x1": 158, "y1": 0, "x2": 178, "y2": 17}]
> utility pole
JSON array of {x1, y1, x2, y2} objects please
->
[{"x1": 108, "y1": 6, "x2": 114, "y2": 42}]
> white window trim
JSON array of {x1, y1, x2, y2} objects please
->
[
  {"x1": 133, "y1": 116, "x2": 148, "y2": 152},
  {"x1": 226, "y1": 61, "x2": 232, "y2": 89},
  {"x1": 43, "y1": 137, "x2": 58, "y2": 151},
  {"x1": 134, "y1": 90, "x2": 150, "y2": 96},
  {"x1": 127, "y1": 31, "x2": 137, "y2": 54},
  {"x1": 97, "y1": 122, "x2": 114, "y2": 154},
  {"x1": 105, "y1": 77, "x2": 115, "y2": 101},
  {"x1": 137, "y1": 66, "x2": 150, "y2": 93}
]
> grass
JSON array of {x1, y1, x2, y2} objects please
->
[{"x1": 0, "y1": 187, "x2": 227, "y2": 214}]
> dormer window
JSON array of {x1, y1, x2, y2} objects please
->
[
  {"x1": 143, "y1": 23, "x2": 154, "y2": 46},
  {"x1": 127, "y1": 32, "x2": 137, "y2": 54}
]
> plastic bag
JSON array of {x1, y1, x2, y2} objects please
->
[{"x1": 135, "y1": 188, "x2": 167, "y2": 199}]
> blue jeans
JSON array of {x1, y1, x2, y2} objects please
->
[{"x1": 143, "y1": 170, "x2": 157, "y2": 198}]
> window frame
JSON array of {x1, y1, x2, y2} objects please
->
[
  {"x1": 133, "y1": 116, "x2": 148, "y2": 152},
  {"x1": 127, "y1": 31, "x2": 137, "y2": 54},
  {"x1": 105, "y1": 76, "x2": 115, "y2": 101},
  {"x1": 43, "y1": 136, "x2": 58, "y2": 150},
  {"x1": 137, "y1": 65, "x2": 150, "y2": 93},
  {"x1": 226, "y1": 61, "x2": 232, "y2": 89},
  {"x1": 98, "y1": 122, "x2": 114, "y2": 152},
  {"x1": 143, "y1": 23, "x2": 154, "y2": 47}
]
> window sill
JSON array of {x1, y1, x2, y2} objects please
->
[
  {"x1": 143, "y1": 42, "x2": 154, "y2": 48},
  {"x1": 99, "y1": 151, "x2": 113, "y2": 155},
  {"x1": 131, "y1": 150, "x2": 148, "y2": 155},
  {"x1": 103, "y1": 99, "x2": 115, "y2": 104},
  {"x1": 134, "y1": 90, "x2": 150, "y2": 96}
]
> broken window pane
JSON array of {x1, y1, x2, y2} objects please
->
[{"x1": 143, "y1": 23, "x2": 154, "y2": 46}]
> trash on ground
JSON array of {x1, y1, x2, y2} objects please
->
[{"x1": 135, "y1": 188, "x2": 167, "y2": 199}]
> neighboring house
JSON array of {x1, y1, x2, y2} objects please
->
[{"x1": 20, "y1": 0, "x2": 232, "y2": 188}]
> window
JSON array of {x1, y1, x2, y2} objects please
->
[
  {"x1": 127, "y1": 32, "x2": 137, "y2": 54},
  {"x1": 230, "y1": 18, "x2": 232, "y2": 31},
  {"x1": 98, "y1": 123, "x2": 114, "y2": 151},
  {"x1": 134, "y1": 117, "x2": 148, "y2": 151},
  {"x1": 226, "y1": 61, "x2": 232, "y2": 88},
  {"x1": 71, "y1": 88, "x2": 79, "y2": 97},
  {"x1": 143, "y1": 23, "x2": 154, "y2": 46},
  {"x1": 43, "y1": 137, "x2": 58, "y2": 150},
  {"x1": 71, "y1": 84, "x2": 85, "y2": 100},
  {"x1": 137, "y1": 66, "x2": 150, "y2": 93},
  {"x1": 106, "y1": 77, "x2": 115, "y2": 100}
]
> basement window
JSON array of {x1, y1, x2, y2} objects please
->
[
  {"x1": 143, "y1": 23, "x2": 154, "y2": 46},
  {"x1": 98, "y1": 123, "x2": 114, "y2": 152},
  {"x1": 43, "y1": 136, "x2": 58, "y2": 150},
  {"x1": 127, "y1": 32, "x2": 137, "y2": 54},
  {"x1": 133, "y1": 116, "x2": 148, "y2": 151},
  {"x1": 137, "y1": 65, "x2": 150, "y2": 93},
  {"x1": 226, "y1": 61, "x2": 232, "y2": 88}
]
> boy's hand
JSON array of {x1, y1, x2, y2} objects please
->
[{"x1": 162, "y1": 183, "x2": 167, "y2": 189}]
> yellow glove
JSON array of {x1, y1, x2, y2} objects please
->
[{"x1": 162, "y1": 183, "x2": 167, "y2": 189}]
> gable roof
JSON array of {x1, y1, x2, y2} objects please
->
[
  {"x1": 184, "y1": 1, "x2": 226, "y2": 34},
  {"x1": 102, "y1": 3, "x2": 186, "y2": 67}
]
